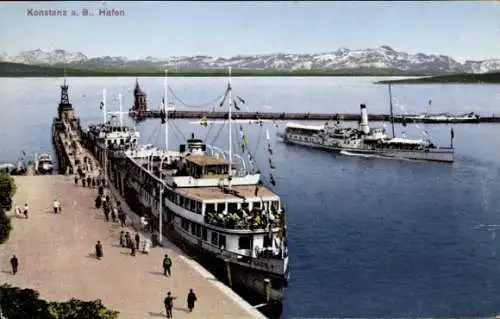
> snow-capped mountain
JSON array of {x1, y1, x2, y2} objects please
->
[{"x1": 1, "y1": 46, "x2": 499, "y2": 73}]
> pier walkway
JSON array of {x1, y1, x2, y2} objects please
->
[
  {"x1": 1, "y1": 117, "x2": 266, "y2": 318},
  {"x1": 0, "y1": 175, "x2": 266, "y2": 319}
]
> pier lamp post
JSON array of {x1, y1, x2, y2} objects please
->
[{"x1": 158, "y1": 184, "x2": 164, "y2": 244}]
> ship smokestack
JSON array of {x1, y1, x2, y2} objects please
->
[{"x1": 359, "y1": 103, "x2": 370, "y2": 134}]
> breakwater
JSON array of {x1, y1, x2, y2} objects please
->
[{"x1": 130, "y1": 110, "x2": 499, "y2": 123}]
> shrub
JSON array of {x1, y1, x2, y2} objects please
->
[
  {"x1": 0, "y1": 209, "x2": 12, "y2": 244},
  {"x1": 0, "y1": 173, "x2": 16, "y2": 211},
  {"x1": 0, "y1": 284, "x2": 119, "y2": 319}
]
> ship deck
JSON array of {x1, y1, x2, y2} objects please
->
[{"x1": 176, "y1": 184, "x2": 278, "y2": 201}]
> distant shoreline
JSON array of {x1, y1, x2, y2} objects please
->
[
  {"x1": 0, "y1": 61, "x2": 499, "y2": 83},
  {"x1": 376, "y1": 72, "x2": 500, "y2": 84},
  {"x1": 0, "y1": 61, "x2": 437, "y2": 78}
]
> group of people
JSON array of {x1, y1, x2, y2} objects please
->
[
  {"x1": 163, "y1": 289, "x2": 198, "y2": 318},
  {"x1": 119, "y1": 230, "x2": 151, "y2": 255},
  {"x1": 205, "y1": 207, "x2": 281, "y2": 230},
  {"x1": 13, "y1": 203, "x2": 29, "y2": 218}
]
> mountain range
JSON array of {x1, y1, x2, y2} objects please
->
[{"x1": 1, "y1": 46, "x2": 499, "y2": 74}]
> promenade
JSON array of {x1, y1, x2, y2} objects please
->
[{"x1": 0, "y1": 175, "x2": 265, "y2": 318}]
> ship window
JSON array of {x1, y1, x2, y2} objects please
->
[
  {"x1": 190, "y1": 199, "x2": 196, "y2": 211},
  {"x1": 263, "y1": 235, "x2": 272, "y2": 248},
  {"x1": 219, "y1": 235, "x2": 226, "y2": 249},
  {"x1": 216, "y1": 203, "x2": 225, "y2": 213},
  {"x1": 195, "y1": 202, "x2": 202, "y2": 214},
  {"x1": 241, "y1": 202, "x2": 249, "y2": 210},
  {"x1": 228, "y1": 202, "x2": 238, "y2": 213},
  {"x1": 253, "y1": 202, "x2": 261, "y2": 209},
  {"x1": 184, "y1": 197, "x2": 189, "y2": 209},
  {"x1": 205, "y1": 203, "x2": 215, "y2": 213},
  {"x1": 120, "y1": 139, "x2": 124, "y2": 145},
  {"x1": 238, "y1": 236, "x2": 252, "y2": 250},
  {"x1": 196, "y1": 224, "x2": 201, "y2": 237},
  {"x1": 202, "y1": 227, "x2": 208, "y2": 241},
  {"x1": 175, "y1": 195, "x2": 181, "y2": 206},
  {"x1": 191, "y1": 223, "x2": 196, "y2": 236},
  {"x1": 211, "y1": 231, "x2": 218, "y2": 246}
]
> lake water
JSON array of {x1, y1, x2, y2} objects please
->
[{"x1": 1, "y1": 76, "x2": 500, "y2": 318}]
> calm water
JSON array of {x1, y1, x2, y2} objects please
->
[{"x1": 1, "y1": 77, "x2": 500, "y2": 318}]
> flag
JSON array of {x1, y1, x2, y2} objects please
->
[
  {"x1": 160, "y1": 109, "x2": 166, "y2": 124},
  {"x1": 99, "y1": 101, "x2": 104, "y2": 110},
  {"x1": 162, "y1": 97, "x2": 165, "y2": 106},
  {"x1": 237, "y1": 96, "x2": 246, "y2": 104},
  {"x1": 451, "y1": 127, "x2": 454, "y2": 139},
  {"x1": 269, "y1": 173, "x2": 276, "y2": 186},
  {"x1": 200, "y1": 116, "x2": 208, "y2": 127},
  {"x1": 268, "y1": 144, "x2": 273, "y2": 155},
  {"x1": 22, "y1": 150, "x2": 26, "y2": 156},
  {"x1": 241, "y1": 135, "x2": 248, "y2": 152},
  {"x1": 428, "y1": 99, "x2": 432, "y2": 106},
  {"x1": 269, "y1": 158, "x2": 275, "y2": 169},
  {"x1": 233, "y1": 100, "x2": 240, "y2": 110}
]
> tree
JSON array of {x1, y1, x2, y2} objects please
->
[
  {"x1": 0, "y1": 209, "x2": 12, "y2": 244},
  {"x1": 0, "y1": 284, "x2": 119, "y2": 319},
  {"x1": 0, "y1": 173, "x2": 16, "y2": 211},
  {"x1": 0, "y1": 284, "x2": 51, "y2": 318}
]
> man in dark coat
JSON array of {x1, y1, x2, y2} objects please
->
[
  {"x1": 95, "y1": 195, "x2": 102, "y2": 209},
  {"x1": 135, "y1": 232, "x2": 140, "y2": 250},
  {"x1": 86, "y1": 176, "x2": 92, "y2": 188},
  {"x1": 95, "y1": 241, "x2": 103, "y2": 260},
  {"x1": 74, "y1": 175, "x2": 79, "y2": 185},
  {"x1": 187, "y1": 289, "x2": 197, "y2": 312},
  {"x1": 103, "y1": 205, "x2": 110, "y2": 222},
  {"x1": 98, "y1": 185, "x2": 104, "y2": 196},
  {"x1": 163, "y1": 254, "x2": 172, "y2": 277},
  {"x1": 10, "y1": 255, "x2": 18, "y2": 275},
  {"x1": 164, "y1": 291, "x2": 176, "y2": 319}
]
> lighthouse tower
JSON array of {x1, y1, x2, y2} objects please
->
[{"x1": 58, "y1": 72, "x2": 74, "y2": 122}]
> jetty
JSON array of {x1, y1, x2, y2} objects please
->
[
  {"x1": 129, "y1": 110, "x2": 500, "y2": 123},
  {"x1": 0, "y1": 78, "x2": 266, "y2": 319}
]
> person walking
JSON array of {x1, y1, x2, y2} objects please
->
[
  {"x1": 135, "y1": 232, "x2": 140, "y2": 250},
  {"x1": 23, "y1": 203, "x2": 29, "y2": 218},
  {"x1": 95, "y1": 241, "x2": 103, "y2": 260},
  {"x1": 86, "y1": 175, "x2": 92, "y2": 188},
  {"x1": 111, "y1": 206, "x2": 117, "y2": 222},
  {"x1": 163, "y1": 291, "x2": 176, "y2": 319},
  {"x1": 187, "y1": 289, "x2": 197, "y2": 312},
  {"x1": 119, "y1": 231, "x2": 126, "y2": 247},
  {"x1": 10, "y1": 255, "x2": 19, "y2": 275},
  {"x1": 53, "y1": 199, "x2": 61, "y2": 214},
  {"x1": 163, "y1": 254, "x2": 172, "y2": 277}
]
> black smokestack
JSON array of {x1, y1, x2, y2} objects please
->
[{"x1": 360, "y1": 104, "x2": 367, "y2": 109}]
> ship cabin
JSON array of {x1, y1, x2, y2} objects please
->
[
  {"x1": 380, "y1": 137, "x2": 435, "y2": 150},
  {"x1": 88, "y1": 121, "x2": 139, "y2": 151},
  {"x1": 285, "y1": 122, "x2": 322, "y2": 143}
]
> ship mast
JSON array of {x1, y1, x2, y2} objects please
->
[
  {"x1": 227, "y1": 67, "x2": 233, "y2": 188},
  {"x1": 164, "y1": 69, "x2": 169, "y2": 151},
  {"x1": 388, "y1": 84, "x2": 396, "y2": 138}
]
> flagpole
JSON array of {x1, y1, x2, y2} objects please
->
[
  {"x1": 102, "y1": 89, "x2": 107, "y2": 124},
  {"x1": 228, "y1": 67, "x2": 233, "y2": 188},
  {"x1": 164, "y1": 69, "x2": 169, "y2": 152}
]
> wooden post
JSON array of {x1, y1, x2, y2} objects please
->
[
  {"x1": 264, "y1": 278, "x2": 271, "y2": 302},
  {"x1": 224, "y1": 259, "x2": 232, "y2": 287}
]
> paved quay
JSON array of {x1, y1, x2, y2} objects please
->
[{"x1": 0, "y1": 174, "x2": 266, "y2": 318}]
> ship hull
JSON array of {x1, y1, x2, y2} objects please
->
[{"x1": 282, "y1": 136, "x2": 454, "y2": 163}]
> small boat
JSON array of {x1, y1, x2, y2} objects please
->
[{"x1": 35, "y1": 153, "x2": 54, "y2": 174}]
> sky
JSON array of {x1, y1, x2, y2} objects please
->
[{"x1": 0, "y1": 1, "x2": 499, "y2": 61}]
